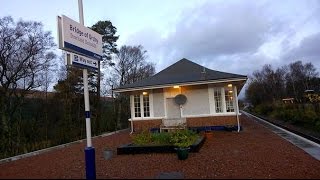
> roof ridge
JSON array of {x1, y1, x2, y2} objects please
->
[
  {"x1": 114, "y1": 58, "x2": 247, "y2": 91},
  {"x1": 181, "y1": 59, "x2": 247, "y2": 77},
  {"x1": 152, "y1": 58, "x2": 190, "y2": 77}
]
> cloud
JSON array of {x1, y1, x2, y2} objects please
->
[
  {"x1": 123, "y1": 0, "x2": 320, "y2": 76},
  {"x1": 167, "y1": 1, "x2": 269, "y2": 55},
  {"x1": 282, "y1": 32, "x2": 320, "y2": 69},
  {"x1": 153, "y1": 0, "x2": 286, "y2": 74},
  {"x1": 287, "y1": 32, "x2": 320, "y2": 59}
]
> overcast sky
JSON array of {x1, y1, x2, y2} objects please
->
[{"x1": 1, "y1": 0, "x2": 320, "y2": 87}]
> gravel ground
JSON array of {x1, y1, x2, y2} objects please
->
[{"x1": 1, "y1": 114, "x2": 320, "y2": 179}]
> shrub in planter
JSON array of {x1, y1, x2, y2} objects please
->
[
  {"x1": 132, "y1": 130, "x2": 152, "y2": 145},
  {"x1": 151, "y1": 132, "x2": 171, "y2": 145},
  {"x1": 130, "y1": 129, "x2": 201, "y2": 160},
  {"x1": 170, "y1": 130, "x2": 199, "y2": 160},
  {"x1": 170, "y1": 130, "x2": 198, "y2": 147}
]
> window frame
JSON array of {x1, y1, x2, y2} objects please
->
[
  {"x1": 143, "y1": 94, "x2": 150, "y2": 117},
  {"x1": 224, "y1": 87, "x2": 235, "y2": 112},
  {"x1": 210, "y1": 86, "x2": 237, "y2": 114},
  {"x1": 131, "y1": 93, "x2": 153, "y2": 119},
  {"x1": 133, "y1": 94, "x2": 141, "y2": 117},
  {"x1": 213, "y1": 87, "x2": 223, "y2": 113}
]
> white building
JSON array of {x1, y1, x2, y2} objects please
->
[{"x1": 113, "y1": 58, "x2": 247, "y2": 133}]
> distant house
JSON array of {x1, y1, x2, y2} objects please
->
[{"x1": 113, "y1": 58, "x2": 247, "y2": 133}]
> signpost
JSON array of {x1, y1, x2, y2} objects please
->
[
  {"x1": 57, "y1": 0, "x2": 101, "y2": 179},
  {"x1": 65, "y1": 52, "x2": 99, "y2": 70}
]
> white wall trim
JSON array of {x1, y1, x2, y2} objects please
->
[
  {"x1": 149, "y1": 92, "x2": 154, "y2": 117},
  {"x1": 234, "y1": 86, "x2": 239, "y2": 114},
  {"x1": 114, "y1": 78, "x2": 247, "y2": 92},
  {"x1": 221, "y1": 87, "x2": 226, "y2": 113},
  {"x1": 129, "y1": 117, "x2": 164, "y2": 121},
  {"x1": 130, "y1": 95, "x2": 134, "y2": 119},
  {"x1": 181, "y1": 113, "x2": 240, "y2": 118},
  {"x1": 128, "y1": 113, "x2": 242, "y2": 121},
  {"x1": 140, "y1": 94, "x2": 144, "y2": 117},
  {"x1": 208, "y1": 85, "x2": 214, "y2": 114},
  {"x1": 163, "y1": 89, "x2": 167, "y2": 118}
]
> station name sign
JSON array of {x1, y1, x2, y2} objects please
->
[{"x1": 57, "y1": 15, "x2": 103, "y2": 61}]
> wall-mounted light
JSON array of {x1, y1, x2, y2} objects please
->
[
  {"x1": 228, "y1": 84, "x2": 232, "y2": 87},
  {"x1": 173, "y1": 86, "x2": 180, "y2": 89},
  {"x1": 142, "y1": 92, "x2": 148, "y2": 95},
  {"x1": 229, "y1": 90, "x2": 233, "y2": 94}
]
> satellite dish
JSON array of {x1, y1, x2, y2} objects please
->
[{"x1": 174, "y1": 94, "x2": 187, "y2": 105}]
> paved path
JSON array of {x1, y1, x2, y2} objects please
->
[{"x1": 242, "y1": 111, "x2": 320, "y2": 161}]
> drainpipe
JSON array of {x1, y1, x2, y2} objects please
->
[
  {"x1": 236, "y1": 110, "x2": 240, "y2": 132},
  {"x1": 130, "y1": 119, "x2": 134, "y2": 134},
  {"x1": 129, "y1": 95, "x2": 134, "y2": 134},
  {"x1": 234, "y1": 86, "x2": 240, "y2": 132}
]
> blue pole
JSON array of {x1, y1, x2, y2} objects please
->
[{"x1": 85, "y1": 147, "x2": 96, "y2": 179}]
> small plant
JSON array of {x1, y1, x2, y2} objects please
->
[
  {"x1": 151, "y1": 132, "x2": 171, "y2": 145},
  {"x1": 170, "y1": 129, "x2": 199, "y2": 148},
  {"x1": 132, "y1": 130, "x2": 152, "y2": 145},
  {"x1": 132, "y1": 129, "x2": 200, "y2": 147}
]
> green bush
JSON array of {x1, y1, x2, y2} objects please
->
[
  {"x1": 253, "y1": 104, "x2": 274, "y2": 115},
  {"x1": 270, "y1": 105, "x2": 285, "y2": 120},
  {"x1": 169, "y1": 129, "x2": 199, "y2": 148},
  {"x1": 300, "y1": 108, "x2": 318, "y2": 123},
  {"x1": 151, "y1": 132, "x2": 171, "y2": 145},
  {"x1": 269, "y1": 105, "x2": 319, "y2": 125},
  {"x1": 132, "y1": 130, "x2": 152, "y2": 145},
  {"x1": 132, "y1": 129, "x2": 200, "y2": 147}
]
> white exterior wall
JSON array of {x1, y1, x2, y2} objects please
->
[
  {"x1": 181, "y1": 86, "x2": 210, "y2": 116},
  {"x1": 129, "y1": 84, "x2": 241, "y2": 120},
  {"x1": 153, "y1": 91, "x2": 165, "y2": 117}
]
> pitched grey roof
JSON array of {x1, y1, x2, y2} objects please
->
[{"x1": 114, "y1": 58, "x2": 247, "y2": 91}]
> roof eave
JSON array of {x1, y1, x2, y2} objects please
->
[{"x1": 113, "y1": 77, "x2": 247, "y2": 93}]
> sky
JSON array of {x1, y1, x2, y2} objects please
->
[{"x1": 1, "y1": 0, "x2": 320, "y2": 96}]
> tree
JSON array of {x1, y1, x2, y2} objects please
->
[
  {"x1": 285, "y1": 61, "x2": 318, "y2": 101},
  {"x1": 90, "y1": 20, "x2": 119, "y2": 132},
  {"x1": 90, "y1": 20, "x2": 119, "y2": 66},
  {"x1": 246, "y1": 64, "x2": 286, "y2": 105},
  {"x1": 38, "y1": 52, "x2": 57, "y2": 142},
  {"x1": 245, "y1": 60, "x2": 319, "y2": 107},
  {"x1": 107, "y1": 45, "x2": 156, "y2": 129},
  {"x1": 0, "y1": 16, "x2": 55, "y2": 156}
]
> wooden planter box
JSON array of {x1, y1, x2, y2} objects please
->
[{"x1": 117, "y1": 136, "x2": 205, "y2": 155}]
